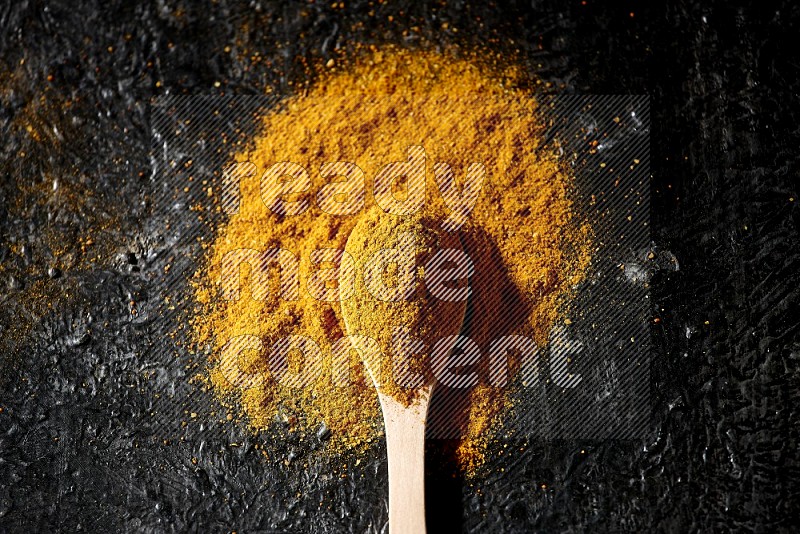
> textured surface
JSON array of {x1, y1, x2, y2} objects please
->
[{"x1": 1, "y1": 1, "x2": 798, "y2": 532}]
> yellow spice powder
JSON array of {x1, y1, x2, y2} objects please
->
[
  {"x1": 191, "y1": 47, "x2": 592, "y2": 474},
  {"x1": 341, "y1": 206, "x2": 468, "y2": 406}
]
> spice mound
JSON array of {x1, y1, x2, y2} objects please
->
[{"x1": 191, "y1": 47, "x2": 592, "y2": 474}]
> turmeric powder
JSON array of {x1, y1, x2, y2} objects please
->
[
  {"x1": 191, "y1": 47, "x2": 592, "y2": 474},
  {"x1": 340, "y1": 206, "x2": 469, "y2": 406}
]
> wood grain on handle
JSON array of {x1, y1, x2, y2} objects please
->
[{"x1": 378, "y1": 389, "x2": 432, "y2": 534}]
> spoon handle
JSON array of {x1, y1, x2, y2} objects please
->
[{"x1": 379, "y1": 393, "x2": 430, "y2": 534}]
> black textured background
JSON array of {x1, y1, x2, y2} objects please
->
[{"x1": 1, "y1": 1, "x2": 798, "y2": 532}]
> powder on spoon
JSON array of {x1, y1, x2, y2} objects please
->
[{"x1": 341, "y1": 206, "x2": 468, "y2": 406}]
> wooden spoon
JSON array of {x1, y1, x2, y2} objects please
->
[{"x1": 341, "y1": 209, "x2": 468, "y2": 534}]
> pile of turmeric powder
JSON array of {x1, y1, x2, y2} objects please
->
[{"x1": 191, "y1": 47, "x2": 592, "y2": 474}]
